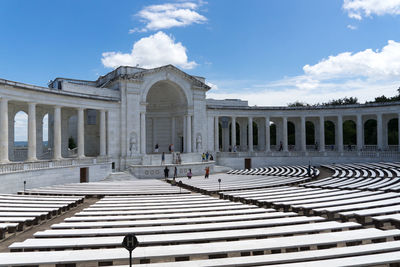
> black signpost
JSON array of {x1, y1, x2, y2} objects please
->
[{"x1": 122, "y1": 233, "x2": 139, "y2": 267}]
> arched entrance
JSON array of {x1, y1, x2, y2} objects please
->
[{"x1": 146, "y1": 80, "x2": 188, "y2": 153}]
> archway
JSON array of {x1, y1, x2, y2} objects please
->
[
  {"x1": 146, "y1": 80, "x2": 188, "y2": 153},
  {"x1": 306, "y1": 121, "x2": 315, "y2": 146},
  {"x1": 343, "y1": 120, "x2": 356, "y2": 149},
  {"x1": 270, "y1": 123, "x2": 276, "y2": 147},
  {"x1": 246, "y1": 121, "x2": 258, "y2": 149},
  {"x1": 288, "y1": 121, "x2": 295, "y2": 147},
  {"x1": 41, "y1": 113, "x2": 49, "y2": 159},
  {"x1": 325, "y1": 120, "x2": 335, "y2": 146},
  {"x1": 13, "y1": 111, "x2": 28, "y2": 161},
  {"x1": 388, "y1": 118, "x2": 398, "y2": 145},
  {"x1": 364, "y1": 119, "x2": 377, "y2": 145}
]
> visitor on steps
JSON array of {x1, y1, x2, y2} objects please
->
[
  {"x1": 187, "y1": 168, "x2": 192, "y2": 179},
  {"x1": 164, "y1": 166, "x2": 169, "y2": 178},
  {"x1": 154, "y1": 143, "x2": 159, "y2": 153},
  {"x1": 161, "y1": 152, "x2": 165, "y2": 165},
  {"x1": 174, "y1": 166, "x2": 178, "y2": 179},
  {"x1": 204, "y1": 166, "x2": 210, "y2": 179}
]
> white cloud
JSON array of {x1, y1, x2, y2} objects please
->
[
  {"x1": 208, "y1": 40, "x2": 400, "y2": 106},
  {"x1": 101, "y1": 31, "x2": 197, "y2": 69},
  {"x1": 347, "y1": 24, "x2": 358, "y2": 30},
  {"x1": 130, "y1": 1, "x2": 207, "y2": 33},
  {"x1": 303, "y1": 40, "x2": 400, "y2": 80},
  {"x1": 343, "y1": 0, "x2": 400, "y2": 20}
]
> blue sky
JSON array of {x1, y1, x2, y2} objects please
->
[{"x1": 1, "y1": 0, "x2": 400, "y2": 112}]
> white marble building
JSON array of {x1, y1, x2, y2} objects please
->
[{"x1": 1, "y1": 64, "x2": 400, "y2": 175}]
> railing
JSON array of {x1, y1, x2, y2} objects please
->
[
  {"x1": 0, "y1": 157, "x2": 111, "y2": 174},
  {"x1": 217, "y1": 149, "x2": 400, "y2": 159}
]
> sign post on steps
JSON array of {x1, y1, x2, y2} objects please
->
[{"x1": 122, "y1": 233, "x2": 139, "y2": 267}]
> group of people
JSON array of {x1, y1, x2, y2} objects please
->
[
  {"x1": 201, "y1": 152, "x2": 214, "y2": 162},
  {"x1": 154, "y1": 143, "x2": 175, "y2": 153},
  {"x1": 163, "y1": 166, "x2": 210, "y2": 179},
  {"x1": 164, "y1": 166, "x2": 193, "y2": 179}
]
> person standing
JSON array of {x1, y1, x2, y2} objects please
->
[
  {"x1": 202, "y1": 153, "x2": 206, "y2": 162},
  {"x1": 205, "y1": 151, "x2": 209, "y2": 161},
  {"x1": 204, "y1": 166, "x2": 210, "y2": 179},
  {"x1": 187, "y1": 168, "x2": 192, "y2": 179},
  {"x1": 154, "y1": 143, "x2": 159, "y2": 153},
  {"x1": 279, "y1": 141, "x2": 283, "y2": 151},
  {"x1": 161, "y1": 152, "x2": 165, "y2": 165},
  {"x1": 164, "y1": 166, "x2": 169, "y2": 178},
  {"x1": 173, "y1": 166, "x2": 178, "y2": 179}
]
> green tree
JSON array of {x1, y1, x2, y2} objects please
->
[{"x1": 68, "y1": 137, "x2": 77, "y2": 149}]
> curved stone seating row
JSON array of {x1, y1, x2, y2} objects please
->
[
  {"x1": 324, "y1": 162, "x2": 400, "y2": 179},
  {"x1": 3, "y1": 228, "x2": 400, "y2": 266},
  {"x1": 170, "y1": 173, "x2": 312, "y2": 193},
  {"x1": 228, "y1": 165, "x2": 319, "y2": 177},
  {"x1": 20, "y1": 180, "x2": 190, "y2": 196},
  {"x1": 4, "y1": 191, "x2": 391, "y2": 266},
  {"x1": 301, "y1": 162, "x2": 400, "y2": 192},
  {"x1": 220, "y1": 186, "x2": 400, "y2": 227},
  {"x1": 0, "y1": 193, "x2": 83, "y2": 239}
]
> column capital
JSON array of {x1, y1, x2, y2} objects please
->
[{"x1": 77, "y1": 107, "x2": 85, "y2": 111}]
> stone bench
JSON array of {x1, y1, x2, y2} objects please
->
[
  {"x1": 51, "y1": 211, "x2": 298, "y2": 229},
  {"x1": 109, "y1": 241, "x2": 400, "y2": 267},
  {"x1": 9, "y1": 221, "x2": 360, "y2": 251},
  {"x1": 2, "y1": 229, "x2": 400, "y2": 266},
  {"x1": 35, "y1": 216, "x2": 326, "y2": 238},
  {"x1": 69, "y1": 208, "x2": 272, "y2": 221}
]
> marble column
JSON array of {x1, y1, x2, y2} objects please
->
[
  {"x1": 319, "y1": 115, "x2": 325, "y2": 152},
  {"x1": 265, "y1": 116, "x2": 270, "y2": 152},
  {"x1": 171, "y1": 117, "x2": 176, "y2": 145},
  {"x1": 77, "y1": 108, "x2": 85, "y2": 158},
  {"x1": 337, "y1": 114, "x2": 343, "y2": 152},
  {"x1": 356, "y1": 114, "x2": 363, "y2": 151},
  {"x1": 27, "y1": 103, "x2": 37, "y2": 161},
  {"x1": 0, "y1": 98, "x2": 9, "y2": 163},
  {"x1": 248, "y1": 117, "x2": 253, "y2": 152},
  {"x1": 282, "y1": 116, "x2": 288, "y2": 152},
  {"x1": 214, "y1": 116, "x2": 219, "y2": 152},
  {"x1": 377, "y1": 113, "x2": 383, "y2": 150},
  {"x1": 53, "y1": 106, "x2": 62, "y2": 160},
  {"x1": 140, "y1": 112, "x2": 146, "y2": 154},
  {"x1": 186, "y1": 115, "x2": 192, "y2": 153},
  {"x1": 231, "y1": 117, "x2": 236, "y2": 150},
  {"x1": 300, "y1": 116, "x2": 306, "y2": 152},
  {"x1": 100, "y1": 110, "x2": 106, "y2": 156}
]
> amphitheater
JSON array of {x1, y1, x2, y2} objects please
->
[{"x1": 1, "y1": 65, "x2": 400, "y2": 266}]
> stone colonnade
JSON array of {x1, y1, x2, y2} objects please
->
[
  {"x1": 214, "y1": 113, "x2": 400, "y2": 153},
  {"x1": 0, "y1": 97, "x2": 108, "y2": 163}
]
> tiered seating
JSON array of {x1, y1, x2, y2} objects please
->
[
  {"x1": 304, "y1": 162, "x2": 400, "y2": 191},
  {"x1": 228, "y1": 165, "x2": 319, "y2": 177},
  {"x1": 171, "y1": 173, "x2": 312, "y2": 193},
  {"x1": 5, "y1": 190, "x2": 393, "y2": 266},
  {"x1": 21, "y1": 179, "x2": 190, "y2": 196},
  {"x1": 0, "y1": 194, "x2": 83, "y2": 239},
  {"x1": 5, "y1": 164, "x2": 400, "y2": 266}
]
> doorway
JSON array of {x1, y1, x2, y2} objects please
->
[
  {"x1": 245, "y1": 158, "x2": 251, "y2": 170},
  {"x1": 80, "y1": 167, "x2": 88, "y2": 183}
]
